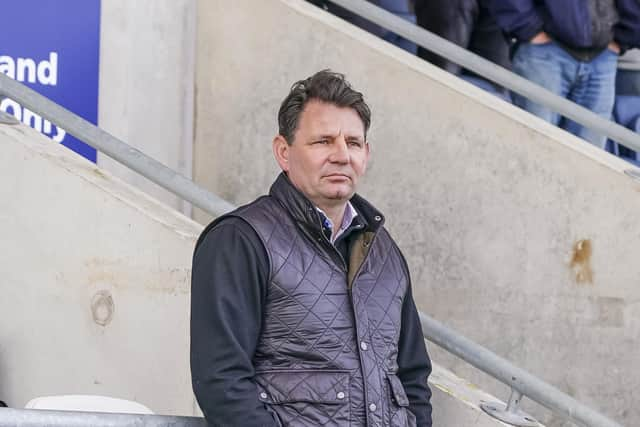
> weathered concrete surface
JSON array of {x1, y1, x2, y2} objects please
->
[
  {"x1": 0, "y1": 122, "x2": 202, "y2": 414},
  {"x1": 98, "y1": 0, "x2": 196, "y2": 214},
  {"x1": 194, "y1": 1, "x2": 640, "y2": 425},
  {"x1": 0, "y1": 122, "x2": 516, "y2": 425}
]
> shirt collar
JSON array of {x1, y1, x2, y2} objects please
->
[{"x1": 316, "y1": 201, "x2": 359, "y2": 243}]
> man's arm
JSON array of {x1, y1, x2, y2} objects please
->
[
  {"x1": 397, "y1": 256, "x2": 433, "y2": 427},
  {"x1": 414, "y1": 0, "x2": 478, "y2": 74},
  {"x1": 190, "y1": 218, "x2": 279, "y2": 427},
  {"x1": 487, "y1": 0, "x2": 544, "y2": 42},
  {"x1": 615, "y1": 0, "x2": 640, "y2": 51}
]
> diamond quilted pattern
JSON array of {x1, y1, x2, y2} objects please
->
[
  {"x1": 256, "y1": 370, "x2": 349, "y2": 403},
  {"x1": 255, "y1": 371, "x2": 350, "y2": 426},
  {"x1": 235, "y1": 194, "x2": 412, "y2": 426}
]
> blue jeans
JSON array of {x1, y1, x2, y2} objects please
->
[
  {"x1": 460, "y1": 74, "x2": 512, "y2": 103},
  {"x1": 345, "y1": 1, "x2": 417, "y2": 54},
  {"x1": 511, "y1": 41, "x2": 618, "y2": 148},
  {"x1": 616, "y1": 68, "x2": 640, "y2": 96},
  {"x1": 609, "y1": 94, "x2": 640, "y2": 164},
  {"x1": 609, "y1": 70, "x2": 640, "y2": 163}
]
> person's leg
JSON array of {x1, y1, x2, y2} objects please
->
[
  {"x1": 351, "y1": 0, "x2": 417, "y2": 54},
  {"x1": 380, "y1": 12, "x2": 418, "y2": 54},
  {"x1": 414, "y1": 0, "x2": 477, "y2": 74},
  {"x1": 613, "y1": 69, "x2": 640, "y2": 161},
  {"x1": 460, "y1": 74, "x2": 512, "y2": 102},
  {"x1": 616, "y1": 69, "x2": 640, "y2": 96},
  {"x1": 611, "y1": 94, "x2": 640, "y2": 160},
  {"x1": 510, "y1": 42, "x2": 573, "y2": 126},
  {"x1": 562, "y1": 49, "x2": 617, "y2": 148}
]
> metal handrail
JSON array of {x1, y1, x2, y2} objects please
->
[
  {"x1": 0, "y1": 407, "x2": 206, "y2": 427},
  {"x1": 0, "y1": 50, "x2": 624, "y2": 427},
  {"x1": 0, "y1": 74, "x2": 234, "y2": 218},
  {"x1": 422, "y1": 314, "x2": 622, "y2": 427},
  {"x1": 327, "y1": 0, "x2": 640, "y2": 154}
]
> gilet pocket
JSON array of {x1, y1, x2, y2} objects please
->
[
  {"x1": 387, "y1": 373, "x2": 417, "y2": 427},
  {"x1": 255, "y1": 370, "x2": 350, "y2": 427}
]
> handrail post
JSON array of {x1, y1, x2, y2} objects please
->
[
  {"x1": 420, "y1": 313, "x2": 624, "y2": 427},
  {"x1": 506, "y1": 389, "x2": 524, "y2": 412},
  {"x1": 481, "y1": 388, "x2": 539, "y2": 426}
]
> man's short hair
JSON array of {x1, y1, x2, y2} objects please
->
[{"x1": 278, "y1": 70, "x2": 371, "y2": 145}]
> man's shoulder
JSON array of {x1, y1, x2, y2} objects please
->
[
  {"x1": 376, "y1": 226, "x2": 404, "y2": 254},
  {"x1": 195, "y1": 195, "x2": 289, "y2": 252},
  {"x1": 194, "y1": 196, "x2": 267, "y2": 248},
  {"x1": 231, "y1": 194, "x2": 283, "y2": 221},
  {"x1": 193, "y1": 215, "x2": 258, "y2": 255}
]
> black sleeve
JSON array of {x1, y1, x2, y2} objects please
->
[
  {"x1": 397, "y1": 257, "x2": 433, "y2": 427},
  {"x1": 486, "y1": 0, "x2": 544, "y2": 42},
  {"x1": 615, "y1": 0, "x2": 640, "y2": 49},
  {"x1": 415, "y1": 0, "x2": 478, "y2": 73},
  {"x1": 190, "y1": 218, "x2": 279, "y2": 427}
]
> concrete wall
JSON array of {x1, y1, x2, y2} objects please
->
[
  {"x1": 0, "y1": 122, "x2": 518, "y2": 427},
  {"x1": 194, "y1": 1, "x2": 640, "y2": 425},
  {"x1": 0, "y1": 121, "x2": 202, "y2": 415},
  {"x1": 98, "y1": 0, "x2": 196, "y2": 214}
]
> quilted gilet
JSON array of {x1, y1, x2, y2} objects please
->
[{"x1": 226, "y1": 174, "x2": 416, "y2": 427}]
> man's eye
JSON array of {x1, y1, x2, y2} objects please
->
[
  {"x1": 314, "y1": 139, "x2": 329, "y2": 144},
  {"x1": 348, "y1": 140, "x2": 363, "y2": 147}
]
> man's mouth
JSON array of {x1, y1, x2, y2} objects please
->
[{"x1": 324, "y1": 173, "x2": 351, "y2": 180}]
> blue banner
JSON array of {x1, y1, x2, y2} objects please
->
[{"x1": 0, "y1": 0, "x2": 101, "y2": 162}]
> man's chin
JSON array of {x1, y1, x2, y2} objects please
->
[{"x1": 322, "y1": 188, "x2": 355, "y2": 201}]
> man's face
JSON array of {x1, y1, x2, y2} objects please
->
[{"x1": 273, "y1": 100, "x2": 370, "y2": 209}]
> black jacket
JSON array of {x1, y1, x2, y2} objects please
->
[
  {"x1": 489, "y1": 0, "x2": 640, "y2": 58},
  {"x1": 191, "y1": 173, "x2": 432, "y2": 426},
  {"x1": 415, "y1": 0, "x2": 512, "y2": 74}
]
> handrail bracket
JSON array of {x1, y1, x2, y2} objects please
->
[{"x1": 481, "y1": 388, "x2": 540, "y2": 427}]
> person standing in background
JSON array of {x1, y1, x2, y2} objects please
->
[
  {"x1": 609, "y1": 48, "x2": 640, "y2": 164},
  {"x1": 308, "y1": 0, "x2": 419, "y2": 53},
  {"x1": 414, "y1": 0, "x2": 512, "y2": 101},
  {"x1": 488, "y1": 0, "x2": 640, "y2": 148}
]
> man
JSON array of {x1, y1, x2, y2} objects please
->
[
  {"x1": 307, "y1": 1, "x2": 418, "y2": 54},
  {"x1": 415, "y1": 0, "x2": 512, "y2": 101},
  {"x1": 489, "y1": 0, "x2": 640, "y2": 147},
  {"x1": 609, "y1": 48, "x2": 640, "y2": 163},
  {"x1": 191, "y1": 70, "x2": 432, "y2": 426}
]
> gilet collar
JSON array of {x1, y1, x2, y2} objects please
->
[{"x1": 269, "y1": 172, "x2": 385, "y2": 233}]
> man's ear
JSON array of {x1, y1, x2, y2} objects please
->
[
  {"x1": 362, "y1": 141, "x2": 371, "y2": 172},
  {"x1": 273, "y1": 135, "x2": 290, "y2": 172}
]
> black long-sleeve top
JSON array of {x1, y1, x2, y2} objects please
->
[{"x1": 191, "y1": 214, "x2": 432, "y2": 426}]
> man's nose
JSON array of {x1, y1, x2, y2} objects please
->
[{"x1": 329, "y1": 136, "x2": 349, "y2": 163}]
